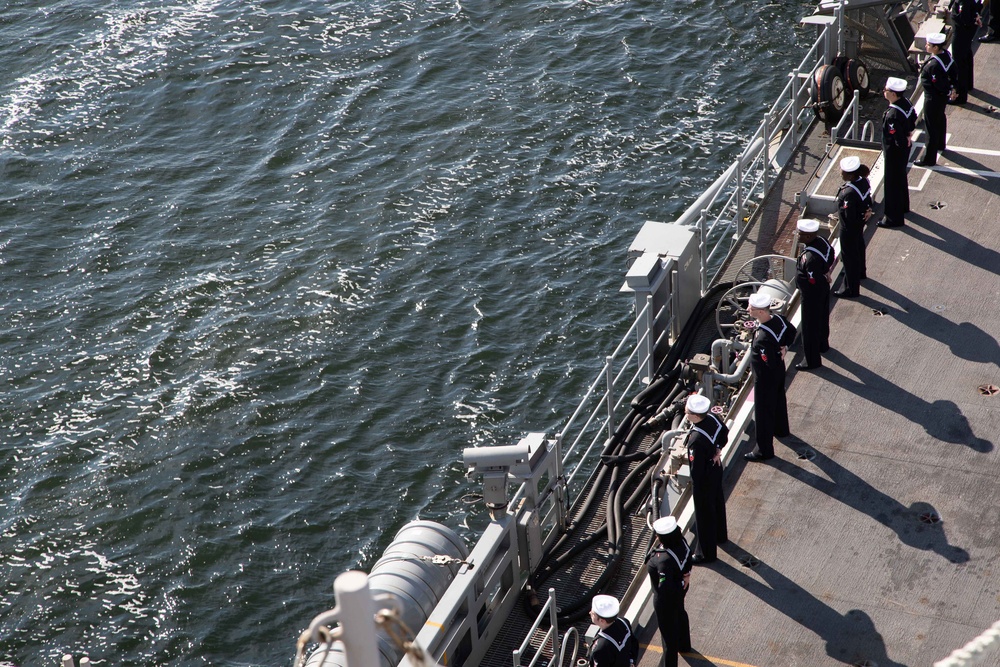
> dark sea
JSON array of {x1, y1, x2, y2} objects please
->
[{"x1": 0, "y1": 1, "x2": 810, "y2": 664}]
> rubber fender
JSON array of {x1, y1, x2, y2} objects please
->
[{"x1": 814, "y1": 64, "x2": 847, "y2": 123}]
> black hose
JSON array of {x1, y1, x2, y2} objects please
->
[{"x1": 522, "y1": 282, "x2": 736, "y2": 623}]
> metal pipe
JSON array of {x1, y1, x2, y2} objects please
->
[
  {"x1": 711, "y1": 338, "x2": 732, "y2": 375},
  {"x1": 703, "y1": 342, "x2": 752, "y2": 386}
]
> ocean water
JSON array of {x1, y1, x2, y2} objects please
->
[{"x1": 0, "y1": 0, "x2": 809, "y2": 664}]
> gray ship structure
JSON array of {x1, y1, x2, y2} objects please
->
[{"x1": 291, "y1": 2, "x2": 1000, "y2": 666}]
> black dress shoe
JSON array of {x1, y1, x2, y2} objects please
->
[
  {"x1": 915, "y1": 159, "x2": 936, "y2": 167},
  {"x1": 690, "y1": 554, "x2": 716, "y2": 565},
  {"x1": 795, "y1": 363, "x2": 821, "y2": 371},
  {"x1": 743, "y1": 451, "x2": 773, "y2": 462},
  {"x1": 834, "y1": 289, "x2": 859, "y2": 298},
  {"x1": 877, "y1": 220, "x2": 903, "y2": 228},
  {"x1": 979, "y1": 31, "x2": 998, "y2": 42}
]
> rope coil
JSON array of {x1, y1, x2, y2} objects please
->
[{"x1": 934, "y1": 619, "x2": 1000, "y2": 667}]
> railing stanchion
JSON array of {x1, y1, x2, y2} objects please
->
[
  {"x1": 548, "y1": 588, "x2": 560, "y2": 662},
  {"x1": 605, "y1": 356, "x2": 614, "y2": 441},
  {"x1": 698, "y1": 209, "x2": 708, "y2": 294},
  {"x1": 851, "y1": 89, "x2": 860, "y2": 140},
  {"x1": 736, "y1": 157, "x2": 744, "y2": 237},
  {"x1": 645, "y1": 294, "x2": 655, "y2": 381},
  {"x1": 762, "y1": 112, "x2": 770, "y2": 200},
  {"x1": 789, "y1": 71, "x2": 798, "y2": 147}
]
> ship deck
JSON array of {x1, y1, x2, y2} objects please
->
[{"x1": 633, "y1": 48, "x2": 1000, "y2": 667}]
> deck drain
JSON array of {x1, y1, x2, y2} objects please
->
[
  {"x1": 919, "y1": 512, "x2": 941, "y2": 525},
  {"x1": 797, "y1": 448, "x2": 816, "y2": 461},
  {"x1": 929, "y1": 201, "x2": 946, "y2": 209},
  {"x1": 871, "y1": 308, "x2": 887, "y2": 317},
  {"x1": 978, "y1": 384, "x2": 1000, "y2": 396},
  {"x1": 739, "y1": 555, "x2": 760, "y2": 568}
]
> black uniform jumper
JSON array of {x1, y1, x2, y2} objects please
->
[
  {"x1": 919, "y1": 49, "x2": 957, "y2": 165},
  {"x1": 951, "y1": 0, "x2": 982, "y2": 103},
  {"x1": 588, "y1": 617, "x2": 638, "y2": 667},
  {"x1": 647, "y1": 539, "x2": 693, "y2": 667},
  {"x1": 749, "y1": 312, "x2": 796, "y2": 458},
  {"x1": 686, "y1": 413, "x2": 730, "y2": 561},
  {"x1": 795, "y1": 236, "x2": 834, "y2": 367},
  {"x1": 881, "y1": 96, "x2": 916, "y2": 226},
  {"x1": 836, "y1": 176, "x2": 871, "y2": 296}
]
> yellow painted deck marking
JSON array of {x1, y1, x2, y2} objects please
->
[{"x1": 640, "y1": 643, "x2": 761, "y2": 667}]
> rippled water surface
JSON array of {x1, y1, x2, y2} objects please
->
[{"x1": 0, "y1": 0, "x2": 810, "y2": 664}]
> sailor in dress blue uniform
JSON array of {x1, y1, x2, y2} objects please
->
[
  {"x1": 646, "y1": 516, "x2": 692, "y2": 667},
  {"x1": 917, "y1": 33, "x2": 959, "y2": 166},
  {"x1": 834, "y1": 155, "x2": 872, "y2": 298},
  {"x1": 684, "y1": 394, "x2": 729, "y2": 565},
  {"x1": 588, "y1": 594, "x2": 638, "y2": 667},
  {"x1": 949, "y1": 0, "x2": 982, "y2": 104},
  {"x1": 744, "y1": 291, "x2": 797, "y2": 461},
  {"x1": 794, "y1": 218, "x2": 833, "y2": 369},
  {"x1": 879, "y1": 77, "x2": 916, "y2": 228}
]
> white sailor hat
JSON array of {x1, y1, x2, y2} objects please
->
[
  {"x1": 927, "y1": 33, "x2": 946, "y2": 45},
  {"x1": 748, "y1": 292, "x2": 772, "y2": 309},
  {"x1": 686, "y1": 394, "x2": 711, "y2": 414},
  {"x1": 885, "y1": 77, "x2": 907, "y2": 93},
  {"x1": 840, "y1": 155, "x2": 861, "y2": 173},
  {"x1": 797, "y1": 218, "x2": 821, "y2": 233},
  {"x1": 591, "y1": 594, "x2": 620, "y2": 618},
  {"x1": 653, "y1": 515, "x2": 678, "y2": 535}
]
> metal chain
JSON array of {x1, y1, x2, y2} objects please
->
[
  {"x1": 294, "y1": 624, "x2": 336, "y2": 667},
  {"x1": 376, "y1": 608, "x2": 441, "y2": 667}
]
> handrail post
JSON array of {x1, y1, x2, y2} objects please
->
[
  {"x1": 605, "y1": 356, "x2": 614, "y2": 441},
  {"x1": 670, "y1": 269, "x2": 679, "y2": 342},
  {"x1": 645, "y1": 294, "x2": 655, "y2": 381},
  {"x1": 736, "y1": 157, "x2": 744, "y2": 237},
  {"x1": 512, "y1": 648, "x2": 521, "y2": 667},
  {"x1": 851, "y1": 89, "x2": 860, "y2": 140},
  {"x1": 698, "y1": 209, "x2": 708, "y2": 294},
  {"x1": 548, "y1": 588, "x2": 560, "y2": 662},
  {"x1": 761, "y1": 112, "x2": 770, "y2": 198},
  {"x1": 838, "y1": 1, "x2": 845, "y2": 56},
  {"x1": 788, "y1": 71, "x2": 798, "y2": 147}
]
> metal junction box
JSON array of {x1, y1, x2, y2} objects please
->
[{"x1": 622, "y1": 221, "x2": 700, "y2": 365}]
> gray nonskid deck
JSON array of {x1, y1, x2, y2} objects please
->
[{"x1": 635, "y1": 47, "x2": 1000, "y2": 667}]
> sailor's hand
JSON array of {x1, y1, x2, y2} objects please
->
[
  {"x1": 780, "y1": 345, "x2": 787, "y2": 359},
  {"x1": 712, "y1": 451, "x2": 722, "y2": 466},
  {"x1": 863, "y1": 208, "x2": 873, "y2": 221}
]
